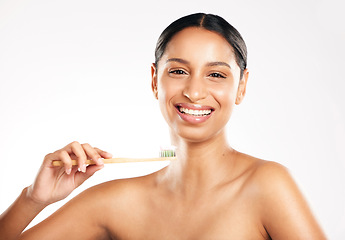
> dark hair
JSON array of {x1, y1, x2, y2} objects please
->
[{"x1": 155, "y1": 13, "x2": 247, "y2": 78}]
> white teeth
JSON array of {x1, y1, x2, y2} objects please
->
[{"x1": 179, "y1": 107, "x2": 212, "y2": 116}]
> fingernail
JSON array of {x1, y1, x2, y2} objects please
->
[
  {"x1": 66, "y1": 168, "x2": 72, "y2": 175},
  {"x1": 98, "y1": 158, "x2": 104, "y2": 165},
  {"x1": 82, "y1": 164, "x2": 87, "y2": 173}
]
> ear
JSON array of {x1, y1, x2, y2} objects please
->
[
  {"x1": 235, "y1": 69, "x2": 249, "y2": 105},
  {"x1": 151, "y1": 63, "x2": 158, "y2": 100}
]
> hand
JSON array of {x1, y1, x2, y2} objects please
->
[{"x1": 27, "y1": 141, "x2": 112, "y2": 205}]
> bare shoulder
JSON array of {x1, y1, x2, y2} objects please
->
[
  {"x1": 21, "y1": 175, "x2": 153, "y2": 240},
  {"x1": 236, "y1": 152, "x2": 304, "y2": 210},
  {"x1": 236, "y1": 152, "x2": 326, "y2": 239},
  {"x1": 233, "y1": 151, "x2": 291, "y2": 187},
  {"x1": 80, "y1": 173, "x2": 153, "y2": 208},
  {"x1": 79, "y1": 174, "x2": 155, "y2": 232},
  {"x1": 247, "y1": 158, "x2": 299, "y2": 203},
  {"x1": 248, "y1": 156, "x2": 292, "y2": 186}
]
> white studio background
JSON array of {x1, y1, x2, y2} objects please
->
[{"x1": 0, "y1": 0, "x2": 344, "y2": 238}]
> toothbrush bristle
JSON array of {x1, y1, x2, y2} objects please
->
[{"x1": 159, "y1": 147, "x2": 176, "y2": 157}]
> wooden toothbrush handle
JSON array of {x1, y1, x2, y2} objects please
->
[{"x1": 52, "y1": 157, "x2": 176, "y2": 167}]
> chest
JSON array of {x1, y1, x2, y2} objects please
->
[{"x1": 109, "y1": 193, "x2": 268, "y2": 240}]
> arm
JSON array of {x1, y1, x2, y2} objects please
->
[
  {"x1": 258, "y1": 162, "x2": 326, "y2": 240},
  {"x1": 0, "y1": 141, "x2": 112, "y2": 240},
  {"x1": 0, "y1": 188, "x2": 46, "y2": 240},
  {"x1": 20, "y1": 184, "x2": 112, "y2": 240}
]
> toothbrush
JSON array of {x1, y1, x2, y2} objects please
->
[{"x1": 52, "y1": 148, "x2": 176, "y2": 167}]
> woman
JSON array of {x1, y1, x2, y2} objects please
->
[{"x1": 0, "y1": 13, "x2": 326, "y2": 239}]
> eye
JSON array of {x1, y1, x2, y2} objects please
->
[
  {"x1": 209, "y1": 72, "x2": 226, "y2": 78},
  {"x1": 169, "y1": 69, "x2": 187, "y2": 75}
]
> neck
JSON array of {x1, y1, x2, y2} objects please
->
[{"x1": 158, "y1": 130, "x2": 237, "y2": 197}]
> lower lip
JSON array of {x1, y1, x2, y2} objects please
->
[{"x1": 175, "y1": 108, "x2": 213, "y2": 124}]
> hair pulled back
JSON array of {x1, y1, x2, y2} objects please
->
[{"x1": 155, "y1": 13, "x2": 247, "y2": 78}]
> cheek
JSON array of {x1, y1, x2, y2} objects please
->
[
  {"x1": 212, "y1": 83, "x2": 238, "y2": 108},
  {"x1": 157, "y1": 80, "x2": 169, "y2": 106},
  {"x1": 157, "y1": 79, "x2": 179, "y2": 121},
  {"x1": 211, "y1": 83, "x2": 238, "y2": 126},
  {"x1": 158, "y1": 77, "x2": 183, "y2": 102},
  {"x1": 157, "y1": 85, "x2": 168, "y2": 113}
]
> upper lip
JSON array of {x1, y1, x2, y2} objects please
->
[{"x1": 175, "y1": 103, "x2": 215, "y2": 111}]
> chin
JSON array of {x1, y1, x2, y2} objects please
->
[{"x1": 172, "y1": 125, "x2": 225, "y2": 144}]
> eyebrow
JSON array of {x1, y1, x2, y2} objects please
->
[
  {"x1": 166, "y1": 58, "x2": 189, "y2": 64},
  {"x1": 166, "y1": 58, "x2": 231, "y2": 69},
  {"x1": 206, "y1": 61, "x2": 231, "y2": 69}
]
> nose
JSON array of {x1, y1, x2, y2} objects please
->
[{"x1": 182, "y1": 76, "x2": 208, "y2": 103}]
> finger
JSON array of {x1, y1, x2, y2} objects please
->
[
  {"x1": 44, "y1": 150, "x2": 73, "y2": 174},
  {"x1": 66, "y1": 141, "x2": 87, "y2": 173},
  {"x1": 56, "y1": 150, "x2": 73, "y2": 175},
  {"x1": 94, "y1": 147, "x2": 113, "y2": 159},
  {"x1": 82, "y1": 143, "x2": 103, "y2": 166},
  {"x1": 43, "y1": 153, "x2": 56, "y2": 167}
]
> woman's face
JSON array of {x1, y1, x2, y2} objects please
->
[{"x1": 151, "y1": 27, "x2": 248, "y2": 143}]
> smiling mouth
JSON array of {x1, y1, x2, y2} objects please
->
[{"x1": 177, "y1": 106, "x2": 213, "y2": 117}]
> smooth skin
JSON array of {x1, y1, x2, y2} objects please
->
[{"x1": 0, "y1": 27, "x2": 326, "y2": 240}]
